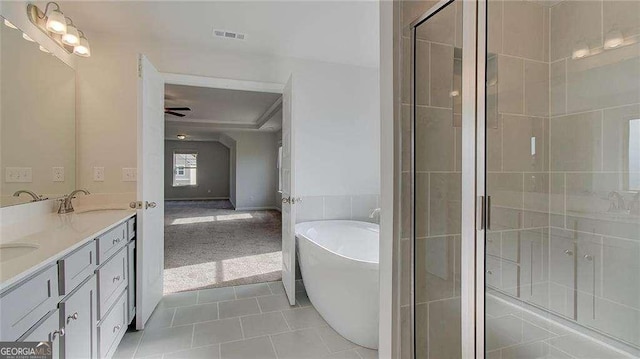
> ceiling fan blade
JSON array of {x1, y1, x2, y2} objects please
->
[
  {"x1": 165, "y1": 111, "x2": 186, "y2": 117},
  {"x1": 165, "y1": 107, "x2": 191, "y2": 111}
]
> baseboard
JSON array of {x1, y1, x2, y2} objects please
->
[
  {"x1": 165, "y1": 197, "x2": 229, "y2": 201},
  {"x1": 235, "y1": 206, "x2": 281, "y2": 211}
]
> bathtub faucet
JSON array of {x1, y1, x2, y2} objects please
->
[{"x1": 369, "y1": 208, "x2": 381, "y2": 219}]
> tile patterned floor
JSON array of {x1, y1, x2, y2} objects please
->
[
  {"x1": 484, "y1": 295, "x2": 636, "y2": 359},
  {"x1": 114, "y1": 281, "x2": 378, "y2": 359}
]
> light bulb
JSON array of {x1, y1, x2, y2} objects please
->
[
  {"x1": 177, "y1": 135, "x2": 187, "y2": 140},
  {"x1": 4, "y1": 19, "x2": 18, "y2": 29},
  {"x1": 46, "y1": 9, "x2": 67, "y2": 34},
  {"x1": 39, "y1": 45, "x2": 50, "y2": 53},
  {"x1": 571, "y1": 40, "x2": 590, "y2": 59},
  {"x1": 22, "y1": 33, "x2": 35, "y2": 42},
  {"x1": 62, "y1": 24, "x2": 79, "y2": 46},
  {"x1": 73, "y1": 36, "x2": 91, "y2": 57},
  {"x1": 604, "y1": 28, "x2": 624, "y2": 49}
]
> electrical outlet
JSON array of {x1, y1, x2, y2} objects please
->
[
  {"x1": 5, "y1": 167, "x2": 32, "y2": 183},
  {"x1": 52, "y1": 167, "x2": 65, "y2": 182},
  {"x1": 93, "y1": 167, "x2": 105, "y2": 182},
  {"x1": 122, "y1": 168, "x2": 137, "y2": 182}
]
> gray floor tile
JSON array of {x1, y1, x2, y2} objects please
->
[
  {"x1": 296, "y1": 279, "x2": 306, "y2": 292},
  {"x1": 271, "y1": 328, "x2": 331, "y2": 359},
  {"x1": 234, "y1": 283, "x2": 272, "y2": 298},
  {"x1": 240, "y1": 312, "x2": 290, "y2": 338},
  {"x1": 192, "y1": 318, "x2": 243, "y2": 347},
  {"x1": 218, "y1": 298, "x2": 260, "y2": 319},
  {"x1": 163, "y1": 344, "x2": 220, "y2": 359},
  {"x1": 324, "y1": 350, "x2": 362, "y2": 359},
  {"x1": 159, "y1": 291, "x2": 198, "y2": 308},
  {"x1": 283, "y1": 307, "x2": 328, "y2": 330},
  {"x1": 112, "y1": 330, "x2": 143, "y2": 359},
  {"x1": 268, "y1": 281, "x2": 285, "y2": 295},
  {"x1": 546, "y1": 334, "x2": 628, "y2": 359},
  {"x1": 198, "y1": 287, "x2": 236, "y2": 304},
  {"x1": 296, "y1": 289, "x2": 312, "y2": 307},
  {"x1": 172, "y1": 302, "x2": 219, "y2": 326},
  {"x1": 354, "y1": 347, "x2": 378, "y2": 359},
  {"x1": 134, "y1": 325, "x2": 193, "y2": 358},
  {"x1": 145, "y1": 307, "x2": 176, "y2": 330},
  {"x1": 257, "y1": 294, "x2": 295, "y2": 312},
  {"x1": 220, "y1": 336, "x2": 277, "y2": 359},
  {"x1": 315, "y1": 326, "x2": 358, "y2": 353}
]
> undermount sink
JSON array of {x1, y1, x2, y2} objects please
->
[
  {"x1": 74, "y1": 207, "x2": 128, "y2": 214},
  {"x1": 0, "y1": 243, "x2": 40, "y2": 261}
]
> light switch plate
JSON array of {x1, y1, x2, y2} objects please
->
[
  {"x1": 93, "y1": 167, "x2": 105, "y2": 182},
  {"x1": 122, "y1": 168, "x2": 137, "y2": 182},
  {"x1": 5, "y1": 167, "x2": 32, "y2": 183},
  {"x1": 52, "y1": 167, "x2": 65, "y2": 182}
]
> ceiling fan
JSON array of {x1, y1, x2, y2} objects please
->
[{"x1": 164, "y1": 107, "x2": 191, "y2": 117}]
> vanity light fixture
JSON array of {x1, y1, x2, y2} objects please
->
[
  {"x1": 4, "y1": 19, "x2": 18, "y2": 29},
  {"x1": 73, "y1": 31, "x2": 91, "y2": 57},
  {"x1": 177, "y1": 134, "x2": 187, "y2": 140},
  {"x1": 39, "y1": 45, "x2": 50, "y2": 53},
  {"x1": 61, "y1": 18, "x2": 80, "y2": 46},
  {"x1": 27, "y1": 2, "x2": 91, "y2": 57},
  {"x1": 604, "y1": 27, "x2": 624, "y2": 49}
]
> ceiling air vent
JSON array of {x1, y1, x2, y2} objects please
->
[{"x1": 213, "y1": 29, "x2": 246, "y2": 41}]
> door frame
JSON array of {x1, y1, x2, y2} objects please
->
[{"x1": 408, "y1": 0, "x2": 483, "y2": 357}]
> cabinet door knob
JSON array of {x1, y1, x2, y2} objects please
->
[
  {"x1": 584, "y1": 254, "x2": 593, "y2": 261},
  {"x1": 113, "y1": 324, "x2": 121, "y2": 333},
  {"x1": 486, "y1": 270, "x2": 493, "y2": 275},
  {"x1": 564, "y1": 249, "x2": 573, "y2": 256},
  {"x1": 52, "y1": 328, "x2": 65, "y2": 341},
  {"x1": 112, "y1": 238, "x2": 121, "y2": 245},
  {"x1": 113, "y1": 275, "x2": 121, "y2": 283},
  {"x1": 67, "y1": 312, "x2": 79, "y2": 323}
]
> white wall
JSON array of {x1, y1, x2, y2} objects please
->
[
  {"x1": 75, "y1": 34, "x2": 380, "y2": 203},
  {"x1": 224, "y1": 131, "x2": 278, "y2": 210}
]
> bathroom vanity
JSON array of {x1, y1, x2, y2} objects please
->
[{"x1": 0, "y1": 211, "x2": 137, "y2": 359}]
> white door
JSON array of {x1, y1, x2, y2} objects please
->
[
  {"x1": 135, "y1": 54, "x2": 165, "y2": 329},
  {"x1": 281, "y1": 76, "x2": 296, "y2": 305}
]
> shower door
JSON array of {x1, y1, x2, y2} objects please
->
[
  {"x1": 482, "y1": 0, "x2": 640, "y2": 357},
  {"x1": 410, "y1": 1, "x2": 478, "y2": 357}
]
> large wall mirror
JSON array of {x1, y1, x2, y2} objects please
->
[{"x1": 0, "y1": 16, "x2": 76, "y2": 207}]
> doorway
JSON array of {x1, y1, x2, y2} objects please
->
[{"x1": 161, "y1": 80, "x2": 285, "y2": 294}]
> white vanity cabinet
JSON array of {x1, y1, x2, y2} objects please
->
[{"x1": 0, "y1": 214, "x2": 136, "y2": 359}]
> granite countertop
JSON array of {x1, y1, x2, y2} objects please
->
[{"x1": 0, "y1": 207, "x2": 135, "y2": 292}]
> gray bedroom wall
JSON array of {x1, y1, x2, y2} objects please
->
[{"x1": 164, "y1": 140, "x2": 230, "y2": 200}]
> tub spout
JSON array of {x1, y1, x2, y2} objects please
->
[{"x1": 369, "y1": 208, "x2": 381, "y2": 219}]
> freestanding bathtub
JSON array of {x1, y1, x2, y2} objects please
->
[{"x1": 295, "y1": 220, "x2": 379, "y2": 349}]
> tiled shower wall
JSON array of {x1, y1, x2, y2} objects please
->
[
  {"x1": 397, "y1": 0, "x2": 640, "y2": 358},
  {"x1": 296, "y1": 194, "x2": 380, "y2": 224}
]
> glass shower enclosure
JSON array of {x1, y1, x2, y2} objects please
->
[{"x1": 408, "y1": 0, "x2": 640, "y2": 357}]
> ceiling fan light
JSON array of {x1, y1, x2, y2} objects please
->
[
  {"x1": 74, "y1": 36, "x2": 91, "y2": 57},
  {"x1": 62, "y1": 24, "x2": 79, "y2": 46},
  {"x1": 46, "y1": 9, "x2": 67, "y2": 34}
]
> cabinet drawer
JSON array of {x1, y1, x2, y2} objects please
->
[
  {"x1": 60, "y1": 276, "x2": 97, "y2": 359},
  {"x1": 127, "y1": 217, "x2": 136, "y2": 241},
  {"x1": 59, "y1": 241, "x2": 97, "y2": 295},
  {"x1": 20, "y1": 309, "x2": 62, "y2": 359},
  {"x1": 97, "y1": 248, "x2": 127, "y2": 320},
  {"x1": 127, "y1": 240, "x2": 136, "y2": 323},
  {"x1": 96, "y1": 223, "x2": 127, "y2": 264},
  {"x1": 98, "y1": 291, "x2": 127, "y2": 359},
  {"x1": 0, "y1": 265, "x2": 59, "y2": 341}
]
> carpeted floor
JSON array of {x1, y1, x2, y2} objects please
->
[{"x1": 163, "y1": 200, "x2": 282, "y2": 294}]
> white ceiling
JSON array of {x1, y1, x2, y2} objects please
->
[
  {"x1": 164, "y1": 84, "x2": 282, "y2": 139},
  {"x1": 60, "y1": 1, "x2": 380, "y2": 68}
]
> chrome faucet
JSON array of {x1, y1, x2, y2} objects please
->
[
  {"x1": 58, "y1": 189, "x2": 91, "y2": 214},
  {"x1": 608, "y1": 191, "x2": 625, "y2": 212},
  {"x1": 13, "y1": 190, "x2": 47, "y2": 202},
  {"x1": 369, "y1": 208, "x2": 381, "y2": 219}
]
